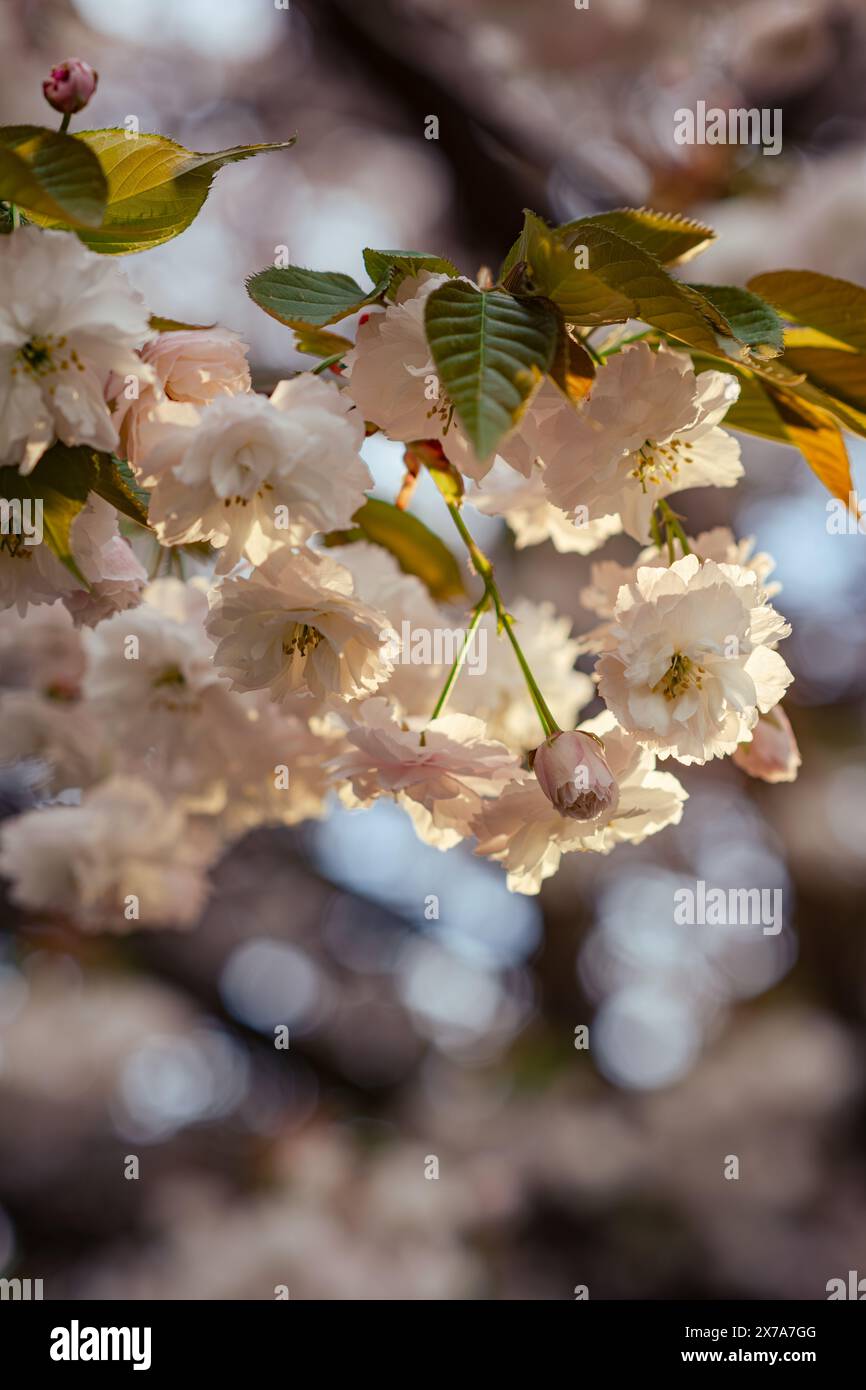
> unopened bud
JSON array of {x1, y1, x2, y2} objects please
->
[
  {"x1": 733, "y1": 706, "x2": 801, "y2": 784},
  {"x1": 43, "y1": 59, "x2": 98, "y2": 116},
  {"x1": 532, "y1": 729, "x2": 619, "y2": 821}
]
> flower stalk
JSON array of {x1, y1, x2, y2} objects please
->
[{"x1": 444, "y1": 499, "x2": 561, "y2": 738}]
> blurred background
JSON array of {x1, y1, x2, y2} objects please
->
[{"x1": 2, "y1": 0, "x2": 866, "y2": 1301}]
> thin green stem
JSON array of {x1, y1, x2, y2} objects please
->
[
  {"x1": 444, "y1": 500, "x2": 560, "y2": 738},
  {"x1": 59, "y1": 113, "x2": 71, "y2": 134},
  {"x1": 654, "y1": 498, "x2": 692, "y2": 560},
  {"x1": 311, "y1": 352, "x2": 345, "y2": 375},
  {"x1": 428, "y1": 593, "x2": 489, "y2": 721},
  {"x1": 10, "y1": 205, "x2": 20, "y2": 229}
]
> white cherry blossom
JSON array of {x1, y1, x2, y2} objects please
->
[
  {"x1": 542, "y1": 344, "x2": 743, "y2": 541},
  {"x1": 206, "y1": 549, "x2": 393, "y2": 704},
  {"x1": 329, "y1": 695, "x2": 517, "y2": 850},
  {"x1": 136, "y1": 374, "x2": 371, "y2": 570},
  {"x1": 0, "y1": 776, "x2": 216, "y2": 930},
  {"x1": 469, "y1": 457, "x2": 621, "y2": 554},
  {"x1": 0, "y1": 227, "x2": 150, "y2": 473},
  {"x1": 111, "y1": 325, "x2": 251, "y2": 465},
  {"x1": 596, "y1": 554, "x2": 793, "y2": 764}
]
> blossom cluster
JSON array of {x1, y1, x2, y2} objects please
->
[{"x1": 0, "y1": 224, "x2": 800, "y2": 929}]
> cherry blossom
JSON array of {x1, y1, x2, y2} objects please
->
[
  {"x1": 136, "y1": 375, "x2": 371, "y2": 569},
  {"x1": 0, "y1": 776, "x2": 216, "y2": 930},
  {"x1": 206, "y1": 549, "x2": 393, "y2": 704},
  {"x1": 329, "y1": 696, "x2": 517, "y2": 850},
  {"x1": 542, "y1": 344, "x2": 743, "y2": 542},
  {"x1": 0, "y1": 228, "x2": 150, "y2": 473},
  {"x1": 596, "y1": 554, "x2": 793, "y2": 764},
  {"x1": 111, "y1": 325, "x2": 251, "y2": 466},
  {"x1": 473, "y1": 713, "x2": 687, "y2": 893}
]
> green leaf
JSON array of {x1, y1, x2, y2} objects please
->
[
  {"x1": 685, "y1": 283, "x2": 785, "y2": 354},
  {"x1": 148, "y1": 315, "x2": 216, "y2": 333},
  {"x1": 424, "y1": 279, "x2": 558, "y2": 459},
  {"x1": 0, "y1": 124, "x2": 108, "y2": 228},
  {"x1": 0, "y1": 445, "x2": 91, "y2": 583},
  {"x1": 506, "y1": 211, "x2": 634, "y2": 325},
  {"x1": 246, "y1": 266, "x2": 383, "y2": 328},
  {"x1": 0, "y1": 445, "x2": 152, "y2": 586},
  {"x1": 554, "y1": 220, "x2": 722, "y2": 353},
  {"x1": 291, "y1": 324, "x2": 355, "y2": 358},
  {"x1": 747, "y1": 270, "x2": 866, "y2": 353},
  {"x1": 324, "y1": 497, "x2": 464, "y2": 600},
  {"x1": 578, "y1": 208, "x2": 716, "y2": 266},
  {"x1": 30, "y1": 130, "x2": 295, "y2": 254},
  {"x1": 362, "y1": 249, "x2": 459, "y2": 296},
  {"x1": 91, "y1": 454, "x2": 151, "y2": 527}
]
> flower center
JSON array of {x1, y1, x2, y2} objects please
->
[
  {"x1": 153, "y1": 664, "x2": 186, "y2": 689},
  {"x1": 0, "y1": 534, "x2": 30, "y2": 559},
  {"x1": 630, "y1": 437, "x2": 695, "y2": 490},
  {"x1": 12, "y1": 334, "x2": 83, "y2": 382},
  {"x1": 282, "y1": 623, "x2": 323, "y2": 658},
  {"x1": 150, "y1": 664, "x2": 200, "y2": 713},
  {"x1": 653, "y1": 651, "x2": 703, "y2": 701}
]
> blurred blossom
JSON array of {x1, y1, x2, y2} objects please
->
[
  {"x1": 593, "y1": 987, "x2": 703, "y2": 1089},
  {"x1": 311, "y1": 801, "x2": 540, "y2": 967},
  {"x1": 116, "y1": 1028, "x2": 250, "y2": 1141},
  {"x1": 71, "y1": 0, "x2": 283, "y2": 59},
  {"x1": 397, "y1": 937, "x2": 522, "y2": 1053},
  {"x1": 219, "y1": 939, "x2": 325, "y2": 1036}
]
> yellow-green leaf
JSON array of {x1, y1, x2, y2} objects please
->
[
  {"x1": 509, "y1": 211, "x2": 635, "y2": 325},
  {"x1": 148, "y1": 315, "x2": 216, "y2": 333},
  {"x1": 549, "y1": 319, "x2": 596, "y2": 404},
  {"x1": 748, "y1": 270, "x2": 866, "y2": 354},
  {"x1": 764, "y1": 387, "x2": 853, "y2": 503},
  {"x1": 0, "y1": 124, "x2": 107, "y2": 228},
  {"x1": 574, "y1": 207, "x2": 716, "y2": 266},
  {"x1": 31, "y1": 130, "x2": 295, "y2": 253},
  {"x1": 555, "y1": 220, "x2": 722, "y2": 353},
  {"x1": 325, "y1": 497, "x2": 464, "y2": 600},
  {"x1": 292, "y1": 325, "x2": 354, "y2": 358},
  {"x1": 777, "y1": 343, "x2": 866, "y2": 416}
]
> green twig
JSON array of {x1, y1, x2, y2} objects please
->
[
  {"x1": 311, "y1": 352, "x2": 345, "y2": 375},
  {"x1": 428, "y1": 592, "x2": 490, "y2": 721},
  {"x1": 444, "y1": 500, "x2": 560, "y2": 738}
]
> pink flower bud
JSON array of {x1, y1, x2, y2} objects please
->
[
  {"x1": 733, "y1": 706, "x2": 801, "y2": 784},
  {"x1": 532, "y1": 730, "x2": 619, "y2": 821},
  {"x1": 42, "y1": 59, "x2": 98, "y2": 116}
]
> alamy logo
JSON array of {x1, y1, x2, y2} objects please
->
[
  {"x1": 674, "y1": 880, "x2": 783, "y2": 936},
  {"x1": 674, "y1": 101, "x2": 782, "y2": 157},
  {"x1": 380, "y1": 622, "x2": 487, "y2": 674},
  {"x1": 50, "y1": 1320, "x2": 152, "y2": 1371},
  {"x1": 0, "y1": 1277, "x2": 43, "y2": 1300},
  {"x1": 827, "y1": 1270, "x2": 866, "y2": 1299},
  {"x1": 0, "y1": 497, "x2": 43, "y2": 547}
]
